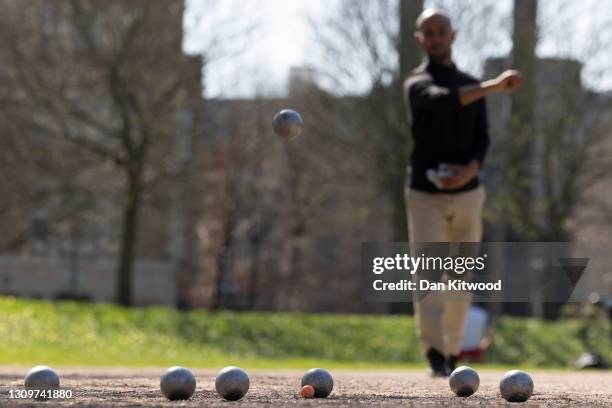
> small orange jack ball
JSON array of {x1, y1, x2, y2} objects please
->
[{"x1": 300, "y1": 385, "x2": 315, "y2": 399}]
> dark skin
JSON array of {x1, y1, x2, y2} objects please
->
[{"x1": 414, "y1": 11, "x2": 523, "y2": 190}]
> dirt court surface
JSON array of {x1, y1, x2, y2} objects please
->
[{"x1": 1, "y1": 366, "x2": 611, "y2": 407}]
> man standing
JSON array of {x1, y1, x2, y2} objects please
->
[{"x1": 404, "y1": 9, "x2": 522, "y2": 376}]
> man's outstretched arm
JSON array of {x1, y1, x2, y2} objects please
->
[
  {"x1": 406, "y1": 70, "x2": 522, "y2": 111},
  {"x1": 458, "y1": 70, "x2": 522, "y2": 105}
]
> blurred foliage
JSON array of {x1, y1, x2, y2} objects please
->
[{"x1": 0, "y1": 297, "x2": 609, "y2": 368}]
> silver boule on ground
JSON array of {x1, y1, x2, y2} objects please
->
[
  {"x1": 500, "y1": 369, "x2": 534, "y2": 402},
  {"x1": 159, "y1": 366, "x2": 196, "y2": 400},
  {"x1": 24, "y1": 365, "x2": 60, "y2": 400},
  {"x1": 301, "y1": 368, "x2": 334, "y2": 398},
  {"x1": 272, "y1": 109, "x2": 303, "y2": 139},
  {"x1": 215, "y1": 366, "x2": 250, "y2": 401},
  {"x1": 449, "y1": 366, "x2": 479, "y2": 397}
]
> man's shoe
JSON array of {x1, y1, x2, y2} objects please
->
[
  {"x1": 426, "y1": 348, "x2": 448, "y2": 377},
  {"x1": 448, "y1": 355, "x2": 458, "y2": 374}
]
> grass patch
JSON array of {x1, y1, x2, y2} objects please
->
[{"x1": 1, "y1": 297, "x2": 609, "y2": 368}]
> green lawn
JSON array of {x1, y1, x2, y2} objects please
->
[{"x1": 0, "y1": 297, "x2": 609, "y2": 369}]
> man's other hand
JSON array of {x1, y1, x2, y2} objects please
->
[{"x1": 438, "y1": 161, "x2": 480, "y2": 190}]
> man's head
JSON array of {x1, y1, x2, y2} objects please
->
[{"x1": 415, "y1": 9, "x2": 455, "y2": 61}]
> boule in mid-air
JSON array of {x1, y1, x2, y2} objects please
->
[{"x1": 272, "y1": 109, "x2": 303, "y2": 139}]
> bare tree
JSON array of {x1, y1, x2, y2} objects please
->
[
  {"x1": 485, "y1": 0, "x2": 612, "y2": 243},
  {"x1": 0, "y1": 0, "x2": 202, "y2": 305}
]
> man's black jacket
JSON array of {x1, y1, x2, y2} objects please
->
[{"x1": 404, "y1": 59, "x2": 490, "y2": 193}]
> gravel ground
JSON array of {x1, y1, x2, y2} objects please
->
[{"x1": 1, "y1": 366, "x2": 611, "y2": 407}]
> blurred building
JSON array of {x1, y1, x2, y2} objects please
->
[{"x1": 288, "y1": 66, "x2": 319, "y2": 97}]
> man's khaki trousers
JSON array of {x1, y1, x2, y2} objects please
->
[{"x1": 405, "y1": 185, "x2": 486, "y2": 357}]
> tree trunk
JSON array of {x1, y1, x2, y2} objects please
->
[
  {"x1": 247, "y1": 221, "x2": 267, "y2": 310},
  {"x1": 211, "y1": 214, "x2": 234, "y2": 311},
  {"x1": 509, "y1": 0, "x2": 538, "y2": 233},
  {"x1": 399, "y1": 0, "x2": 424, "y2": 81},
  {"x1": 511, "y1": 0, "x2": 542, "y2": 318},
  {"x1": 116, "y1": 170, "x2": 142, "y2": 306},
  {"x1": 388, "y1": 0, "x2": 423, "y2": 314},
  {"x1": 396, "y1": 0, "x2": 423, "y2": 242},
  {"x1": 247, "y1": 235, "x2": 260, "y2": 310}
]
